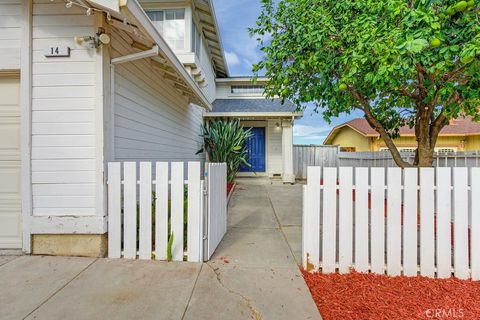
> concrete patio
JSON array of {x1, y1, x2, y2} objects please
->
[{"x1": 0, "y1": 178, "x2": 320, "y2": 320}]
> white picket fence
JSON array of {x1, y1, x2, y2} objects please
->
[
  {"x1": 303, "y1": 166, "x2": 480, "y2": 280},
  {"x1": 107, "y1": 161, "x2": 227, "y2": 262}
]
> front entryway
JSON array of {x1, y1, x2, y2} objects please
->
[
  {"x1": 0, "y1": 76, "x2": 21, "y2": 249},
  {"x1": 240, "y1": 127, "x2": 266, "y2": 173}
]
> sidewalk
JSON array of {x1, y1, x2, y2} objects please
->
[
  {"x1": 0, "y1": 178, "x2": 320, "y2": 320},
  {"x1": 183, "y1": 178, "x2": 319, "y2": 320}
]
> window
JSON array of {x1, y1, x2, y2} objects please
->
[
  {"x1": 379, "y1": 147, "x2": 416, "y2": 152},
  {"x1": 146, "y1": 9, "x2": 185, "y2": 51},
  {"x1": 230, "y1": 85, "x2": 265, "y2": 95},
  {"x1": 435, "y1": 147, "x2": 457, "y2": 153},
  {"x1": 191, "y1": 22, "x2": 201, "y2": 57},
  {"x1": 340, "y1": 147, "x2": 356, "y2": 152}
]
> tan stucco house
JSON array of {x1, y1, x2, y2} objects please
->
[{"x1": 324, "y1": 117, "x2": 480, "y2": 152}]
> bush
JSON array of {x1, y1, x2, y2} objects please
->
[{"x1": 197, "y1": 119, "x2": 253, "y2": 183}]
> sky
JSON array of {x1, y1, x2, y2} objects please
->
[{"x1": 212, "y1": 0, "x2": 361, "y2": 145}]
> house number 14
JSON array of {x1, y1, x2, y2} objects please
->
[{"x1": 44, "y1": 46, "x2": 70, "y2": 57}]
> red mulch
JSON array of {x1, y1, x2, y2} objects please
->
[
  {"x1": 302, "y1": 270, "x2": 480, "y2": 320},
  {"x1": 227, "y1": 182, "x2": 234, "y2": 195}
]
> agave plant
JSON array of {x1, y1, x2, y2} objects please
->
[{"x1": 197, "y1": 120, "x2": 253, "y2": 183}]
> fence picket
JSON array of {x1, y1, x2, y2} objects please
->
[
  {"x1": 355, "y1": 168, "x2": 369, "y2": 273},
  {"x1": 123, "y1": 162, "x2": 137, "y2": 259},
  {"x1": 471, "y1": 168, "x2": 480, "y2": 280},
  {"x1": 403, "y1": 168, "x2": 418, "y2": 276},
  {"x1": 107, "y1": 162, "x2": 121, "y2": 259},
  {"x1": 139, "y1": 162, "x2": 152, "y2": 260},
  {"x1": 188, "y1": 162, "x2": 201, "y2": 262},
  {"x1": 387, "y1": 168, "x2": 402, "y2": 276},
  {"x1": 155, "y1": 162, "x2": 169, "y2": 261},
  {"x1": 303, "y1": 165, "x2": 476, "y2": 280},
  {"x1": 436, "y1": 167, "x2": 452, "y2": 278},
  {"x1": 322, "y1": 167, "x2": 337, "y2": 273},
  {"x1": 370, "y1": 168, "x2": 385, "y2": 274},
  {"x1": 420, "y1": 168, "x2": 435, "y2": 277},
  {"x1": 304, "y1": 166, "x2": 321, "y2": 271},
  {"x1": 338, "y1": 167, "x2": 353, "y2": 274},
  {"x1": 453, "y1": 168, "x2": 469, "y2": 279},
  {"x1": 171, "y1": 162, "x2": 184, "y2": 261}
]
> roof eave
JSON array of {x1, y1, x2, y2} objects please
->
[
  {"x1": 205, "y1": 0, "x2": 229, "y2": 77},
  {"x1": 204, "y1": 112, "x2": 303, "y2": 118},
  {"x1": 125, "y1": 0, "x2": 212, "y2": 110}
]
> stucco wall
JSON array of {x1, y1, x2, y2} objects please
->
[{"x1": 329, "y1": 127, "x2": 371, "y2": 152}]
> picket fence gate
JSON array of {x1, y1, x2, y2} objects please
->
[
  {"x1": 107, "y1": 161, "x2": 227, "y2": 262},
  {"x1": 303, "y1": 166, "x2": 480, "y2": 280}
]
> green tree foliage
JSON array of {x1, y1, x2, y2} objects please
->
[
  {"x1": 251, "y1": 0, "x2": 480, "y2": 167},
  {"x1": 198, "y1": 120, "x2": 253, "y2": 183}
]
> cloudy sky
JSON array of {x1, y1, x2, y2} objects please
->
[{"x1": 212, "y1": 0, "x2": 361, "y2": 145}]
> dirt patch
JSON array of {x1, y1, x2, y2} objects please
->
[{"x1": 302, "y1": 270, "x2": 480, "y2": 320}]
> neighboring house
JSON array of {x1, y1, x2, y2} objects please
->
[
  {"x1": 324, "y1": 117, "x2": 480, "y2": 152},
  {"x1": 205, "y1": 77, "x2": 302, "y2": 183},
  {"x1": 0, "y1": 0, "x2": 299, "y2": 255}
]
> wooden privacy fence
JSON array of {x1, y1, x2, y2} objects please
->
[
  {"x1": 293, "y1": 145, "x2": 339, "y2": 179},
  {"x1": 338, "y1": 151, "x2": 480, "y2": 168},
  {"x1": 107, "y1": 161, "x2": 227, "y2": 262},
  {"x1": 303, "y1": 166, "x2": 480, "y2": 280}
]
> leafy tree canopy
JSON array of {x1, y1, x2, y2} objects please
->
[{"x1": 251, "y1": 0, "x2": 480, "y2": 167}]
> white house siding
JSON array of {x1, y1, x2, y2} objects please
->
[
  {"x1": 199, "y1": 39, "x2": 216, "y2": 103},
  {"x1": 215, "y1": 82, "x2": 230, "y2": 99},
  {"x1": 267, "y1": 120, "x2": 283, "y2": 176},
  {"x1": 0, "y1": 0, "x2": 21, "y2": 70},
  {"x1": 31, "y1": 1, "x2": 103, "y2": 217},
  {"x1": 111, "y1": 28, "x2": 205, "y2": 164}
]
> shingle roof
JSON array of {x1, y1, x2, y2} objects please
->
[
  {"x1": 343, "y1": 117, "x2": 480, "y2": 136},
  {"x1": 211, "y1": 99, "x2": 298, "y2": 113}
]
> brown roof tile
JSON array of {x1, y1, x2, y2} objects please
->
[{"x1": 344, "y1": 117, "x2": 480, "y2": 136}]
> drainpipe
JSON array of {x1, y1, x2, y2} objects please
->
[{"x1": 109, "y1": 45, "x2": 159, "y2": 160}]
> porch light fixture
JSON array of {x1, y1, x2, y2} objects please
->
[
  {"x1": 74, "y1": 28, "x2": 110, "y2": 48},
  {"x1": 275, "y1": 122, "x2": 281, "y2": 128}
]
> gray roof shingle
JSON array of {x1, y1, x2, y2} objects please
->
[{"x1": 211, "y1": 99, "x2": 298, "y2": 113}]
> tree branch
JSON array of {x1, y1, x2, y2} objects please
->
[{"x1": 347, "y1": 87, "x2": 412, "y2": 168}]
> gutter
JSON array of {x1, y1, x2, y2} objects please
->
[
  {"x1": 203, "y1": 112, "x2": 303, "y2": 118},
  {"x1": 125, "y1": 0, "x2": 212, "y2": 110}
]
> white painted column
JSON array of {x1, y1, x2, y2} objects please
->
[{"x1": 282, "y1": 120, "x2": 295, "y2": 183}]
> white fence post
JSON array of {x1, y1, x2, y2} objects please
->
[
  {"x1": 436, "y1": 167, "x2": 452, "y2": 278},
  {"x1": 304, "y1": 166, "x2": 320, "y2": 271},
  {"x1": 188, "y1": 162, "x2": 201, "y2": 262},
  {"x1": 420, "y1": 168, "x2": 435, "y2": 277},
  {"x1": 107, "y1": 162, "x2": 121, "y2": 259},
  {"x1": 355, "y1": 168, "x2": 369, "y2": 273},
  {"x1": 171, "y1": 162, "x2": 184, "y2": 261},
  {"x1": 139, "y1": 162, "x2": 152, "y2": 260},
  {"x1": 386, "y1": 168, "x2": 401, "y2": 276},
  {"x1": 155, "y1": 162, "x2": 169, "y2": 261},
  {"x1": 453, "y1": 167, "x2": 469, "y2": 279},
  {"x1": 338, "y1": 167, "x2": 353, "y2": 274},
  {"x1": 370, "y1": 168, "x2": 385, "y2": 274},
  {"x1": 123, "y1": 162, "x2": 137, "y2": 259},
  {"x1": 471, "y1": 168, "x2": 480, "y2": 280},
  {"x1": 322, "y1": 168, "x2": 337, "y2": 273},
  {"x1": 403, "y1": 168, "x2": 418, "y2": 277}
]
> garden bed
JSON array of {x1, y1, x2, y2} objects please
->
[{"x1": 302, "y1": 270, "x2": 480, "y2": 320}]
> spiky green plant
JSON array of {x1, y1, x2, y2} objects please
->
[
  {"x1": 197, "y1": 120, "x2": 253, "y2": 183},
  {"x1": 167, "y1": 231, "x2": 174, "y2": 262}
]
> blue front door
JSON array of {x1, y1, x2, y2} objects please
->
[{"x1": 241, "y1": 127, "x2": 266, "y2": 172}]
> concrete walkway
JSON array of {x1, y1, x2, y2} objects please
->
[{"x1": 0, "y1": 178, "x2": 320, "y2": 320}]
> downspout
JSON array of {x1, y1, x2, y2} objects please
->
[{"x1": 109, "y1": 45, "x2": 159, "y2": 160}]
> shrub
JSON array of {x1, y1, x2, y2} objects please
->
[{"x1": 197, "y1": 119, "x2": 253, "y2": 183}]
